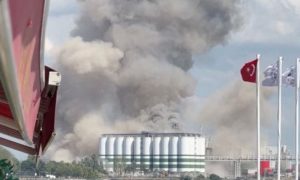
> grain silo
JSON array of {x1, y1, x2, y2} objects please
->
[
  {"x1": 160, "y1": 136, "x2": 170, "y2": 171},
  {"x1": 196, "y1": 137, "x2": 205, "y2": 172},
  {"x1": 169, "y1": 136, "x2": 178, "y2": 172},
  {"x1": 153, "y1": 136, "x2": 161, "y2": 170},
  {"x1": 142, "y1": 136, "x2": 152, "y2": 170},
  {"x1": 178, "y1": 136, "x2": 195, "y2": 172},
  {"x1": 99, "y1": 136, "x2": 107, "y2": 167},
  {"x1": 106, "y1": 136, "x2": 116, "y2": 172},
  {"x1": 115, "y1": 136, "x2": 124, "y2": 164},
  {"x1": 123, "y1": 136, "x2": 134, "y2": 166},
  {"x1": 133, "y1": 136, "x2": 141, "y2": 169},
  {"x1": 98, "y1": 132, "x2": 205, "y2": 174}
]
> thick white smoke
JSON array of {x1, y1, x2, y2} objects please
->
[{"x1": 47, "y1": 0, "x2": 248, "y2": 162}]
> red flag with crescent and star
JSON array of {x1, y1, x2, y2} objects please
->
[{"x1": 240, "y1": 59, "x2": 258, "y2": 83}]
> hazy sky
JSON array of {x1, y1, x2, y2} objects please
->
[
  {"x1": 192, "y1": 0, "x2": 300, "y2": 155},
  {"x1": 8, "y1": 0, "x2": 300, "y2": 160}
]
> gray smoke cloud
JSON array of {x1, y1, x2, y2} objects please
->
[
  {"x1": 47, "y1": 0, "x2": 244, "y2": 161},
  {"x1": 184, "y1": 82, "x2": 274, "y2": 155},
  {"x1": 179, "y1": 82, "x2": 274, "y2": 177}
]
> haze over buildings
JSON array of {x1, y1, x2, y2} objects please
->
[
  {"x1": 33, "y1": 0, "x2": 300, "y2": 167},
  {"x1": 44, "y1": 0, "x2": 268, "y2": 162}
]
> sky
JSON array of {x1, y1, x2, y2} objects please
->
[
  {"x1": 7, "y1": 0, "x2": 300, "y2": 160},
  {"x1": 190, "y1": 0, "x2": 300, "y2": 153}
]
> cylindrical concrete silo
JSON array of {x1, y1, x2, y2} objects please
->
[
  {"x1": 169, "y1": 136, "x2": 178, "y2": 172},
  {"x1": 99, "y1": 136, "x2": 107, "y2": 169},
  {"x1": 115, "y1": 136, "x2": 124, "y2": 168},
  {"x1": 134, "y1": 136, "x2": 141, "y2": 170},
  {"x1": 123, "y1": 136, "x2": 134, "y2": 166},
  {"x1": 106, "y1": 136, "x2": 116, "y2": 172},
  {"x1": 153, "y1": 136, "x2": 161, "y2": 170},
  {"x1": 160, "y1": 136, "x2": 169, "y2": 171},
  {"x1": 178, "y1": 135, "x2": 195, "y2": 172},
  {"x1": 142, "y1": 136, "x2": 152, "y2": 170},
  {"x1": 99, "y1": 132, "x2": 205, "y2": 174},
  {"x1": 195, "y1": 136, "x2": 205, "y2": 173}
]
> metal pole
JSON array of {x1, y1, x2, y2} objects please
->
[
  {"x1": 257, "y1": 54, "x2": 261, "y2": 180},
  {"x1": 296, "y1": 58, "x2": 299, "y2": 180},
  {"x1": 277, "y1": 57, "x2": 283, "y2": 180}
]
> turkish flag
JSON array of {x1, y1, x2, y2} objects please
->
[{"x1": 240, "y1": 59, "x2": 258, "y2": 83}]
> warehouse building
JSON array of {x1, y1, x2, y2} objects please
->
[{"x1": 99, "y1": 132, "x2": 205, "y2": 174}]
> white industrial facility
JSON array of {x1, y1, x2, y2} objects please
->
[{"x1": 99, "y1": 132, "x2": 205, "y2": 174}]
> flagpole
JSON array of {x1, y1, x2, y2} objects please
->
[
  {"x1": 296, "y1": 58, "x2": 299, "y2": 180},
  {"x1": 257, "y1": 54, "x2": 261, "y2": 180},
  {"x1": 277, "y1": 57, "x2": 283, "y2": 180}
]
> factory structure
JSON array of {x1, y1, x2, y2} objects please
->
[
  {"x1": 99, "y1": 132, "x2": 205, "y2": 174},
  {"x1": 242, "y1": 145, "x2": 294, "y2": 177},
  {"x1": 98, "y1": 132, "x2": 299, "y2": 178}
]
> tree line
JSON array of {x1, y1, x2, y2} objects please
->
[
  {"x1": 0, "y1": 146, "x2": 223, "y2": 179},
  {"x1": 19, "y1": 154, "x2": 107, "y2": 179},
  {"x1": 0, "y1": 146, "x2": 106, "y2": 179}
]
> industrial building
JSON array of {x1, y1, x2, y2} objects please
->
[{"x1": 99, "y1": 132, "x2": 205, "y2": 174}]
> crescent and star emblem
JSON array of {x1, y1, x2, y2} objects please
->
[{"x1": 246, "y1": 64, "x2": 256, "y2": 77}]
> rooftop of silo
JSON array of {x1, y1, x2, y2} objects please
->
[{"x1": 101, "y1": 131, "x2": 203, "y2": 137}]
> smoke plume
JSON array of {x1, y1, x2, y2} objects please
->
[
  {"x1": 194, "y1": 82, "x2": 273, "y2": 155},
  {"x1": 48, "y1": 0, "x2": 245, "y2": 161}
]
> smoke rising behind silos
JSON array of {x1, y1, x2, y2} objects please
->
[
  {"x1": 46, "y1": 0, "x2": 273, "y2": 162},
  {"x1": 195, "y1": 82, "x2": 273, "y2": 155}
]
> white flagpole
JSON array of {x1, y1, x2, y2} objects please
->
[
  {"x1": 257, "y1": 54, "x2": 261, "y2": 180},
  {"x1": 277, "y1": 57, "x2": 283, "y2": 180},
  {"x1": 296, "y1": 58, "x2": 299, "y2": 180}
]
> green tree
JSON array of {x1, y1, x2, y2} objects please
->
[
  {"x1": 43, "y1": 159, "x2": 103, "y2": 179},
  {"x1": 18, "y1": 154, "x2": 107, "y2": 179},
  {"x1": 0, "y1": 146, "x2": 19, "y2": 171},
  {"x1": 19, "y1": 156, "x2": 36, "y2": 176},
  {"x1": 209, "y1": 173, "x2": 221, "y2": 180},
  {"x1": 180, "y1": 175, "x2": 192, "y2": 180},
  {"x1": 0, "y1": 159, "x2": 18, "y2": 180},
  {"x1": 36, "y1": 160, "x2": 46, "y2": 176},
  {"x1": 81, "y1": 154, "x2": 105, "y2": 172},
  {"x1": 195, "y1": 174, "x2": 206, "y2": 180}
]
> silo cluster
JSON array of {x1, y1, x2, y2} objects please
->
[{"x1": 99, "y1": 132, "x2": 205, "y2": 173}]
